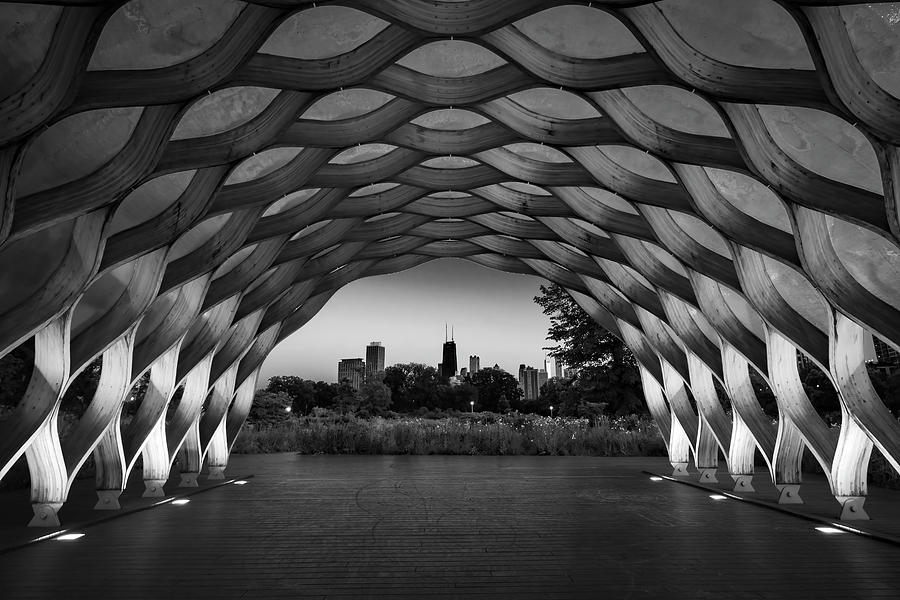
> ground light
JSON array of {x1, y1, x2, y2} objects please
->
[
  {"x1": 56, "y1": 533, "x2": 85, "y2": 541},
  {"x1": 233, "y1": 480, "x2": 249, "y2": 485},
  {"x1": 649, "y1": 476, "x2": 663, "y2": 481},
  {"x1": 815, "y1": 526, "x2": 844, "y2": 534},
  {"x1": 171, "y1": 499, "x2": 190, "y2": 505},
  {"x1": 709, "y1": 494, "x2": 728, "y2": 501}
]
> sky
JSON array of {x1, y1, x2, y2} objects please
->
[{"x1": 258, "y1": 259, "x2": 556, "y2": 384}]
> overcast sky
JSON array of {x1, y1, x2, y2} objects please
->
[{"x1": 258, "y1": 259, "x2": 555, "y2": 384}]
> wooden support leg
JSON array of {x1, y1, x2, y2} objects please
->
[
  {"x1": 831, "y1": 408, "x2": 873, "y2": 521},
  {"x1": 661, "y1": 363, "x2": 699, "y2": 477},
  {"x1": 6, "y1": 316, "x2": 73, "y2": 527},
  {"x1": 696, "y1": 417, "x2": 719, "y2": 483},
  {"x1": 638, "y1": 366, "x2": 672, "y2": 453},
  {"x1": 166, "y1": 356, "x2": 213, "y2": 487},
  {"x1": 62, "y1": 333, "x2": 137, "y2": 509},
  {"x1": 722, "y1": 345, "x2": 776, "y2": 490},
  {"x1": 687, "y1": 355, "x2": 732, "y2": 483},
  {"x1": 226, "y1": 370, "x2": 261, "y2": 452},
  {"x1": 773, "y1": 415, "x2": 805, "y2": 504},
  {"x1": 140, "y1": 419, "x2": 169, "y2": 498},
  {"x1": 729, "y1": 410, "x2": 757, "y2": 492},
  {"x1": 123, "y1": 345, "x2": 180, "y2": 494},
  {"x1": 766, "y1": 329, "x2": 840, "y2": 505},
  {"x1": 206, "y1": 421, "x2": 229, "y2": 480},
  {"x1": 828, "y1": 313, "x2": 900, "y2": 520},
  {"x1": 669, "y1": 416, "x2": 692, "y2": 477},
  {"x1": 178, "y1": 423, "x2": 202, "y2": 487},
  {"x1": 93, "y1": 411, "x2": 126, "y2": 509},
  {"x1": 26, "y1": 414, "x2": 67, "y2": 527},
  {"x1": 199, "y1": 366, "x2": 238, "y2": 480}
]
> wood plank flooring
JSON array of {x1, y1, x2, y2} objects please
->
[{"x1": 1, "y1": 455, "x2": 899, "y2": 599}]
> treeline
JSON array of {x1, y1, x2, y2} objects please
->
[
  {"x1": 252, "y1": 363, "x2": 529, "y2": 424},
  {"x1": 252, "y1": 358, "x2": 653, "y2": 428}
]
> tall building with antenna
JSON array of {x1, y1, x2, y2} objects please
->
[{"x1": 441, "y1": 323, "x2": 458, "y2": 379}]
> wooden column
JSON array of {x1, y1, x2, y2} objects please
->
[
  {"x1": 168, "y1": 355, "x2": 213, "y2": 487},
  {"x1": 687, "y1": 354, "x2": 731, "y2": 483},
  {"x1": 200, "y1": 365, "x2": 239, "y2": 479}
]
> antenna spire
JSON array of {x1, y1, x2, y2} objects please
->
[
  {"x1": 445, "y1": 322, "x2": 448, "y2": 343},
  {"x1": 451, "y1": 325, "x2": 454, "y2": 341}
]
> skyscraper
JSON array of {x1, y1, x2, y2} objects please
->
[
  {"x1": 441, "y1": 324, "x2": 457, "y2": 379},
  {"x1": 538, "y1": 368, "x2": 548, "y2": 391},
  {"x1": 365, "y1": 341, "x2": 385, "y2": 381},
  {"x1": 469, "y1": 355, "x2": 480, "y2": 374},
  {"x1": 554, "y1": 359, "x2": 563, "y2": 379},
  {"x1": 520, "y1": 367, "x2": 539, "y2": 402},
  {"x1": 337, "y1": 358, "x2": 364, "y2": 390}
]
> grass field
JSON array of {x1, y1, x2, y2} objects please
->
[{"x1": 232, "y1": 412, "x2": 669, "y2": 457}]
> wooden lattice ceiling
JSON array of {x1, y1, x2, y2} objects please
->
[{"x1": 1, "y1": 0, "x2": 900, "y2": 525}]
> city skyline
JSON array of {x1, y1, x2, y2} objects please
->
[
  {"x1": 334, "y1": 335, "x2": 557, "y2": 384},
  {"x1": 259, "y1": 260, "x2": 555, "y2": 384}
]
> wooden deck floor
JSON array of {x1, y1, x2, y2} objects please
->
[{"x1": 1, "y1": 455, "x2": 900, "y2": 599}]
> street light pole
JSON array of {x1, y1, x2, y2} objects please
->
[
  {"x1": 470, "y1": 400, "x2": 474, "y2": 413},
  {"x1": 549, "y1": 405, "x2": 554, "y2": 418}
]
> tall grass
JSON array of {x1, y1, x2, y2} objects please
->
[{"x1": 232, "y1": 412, "x2": 668, "y2": 457}]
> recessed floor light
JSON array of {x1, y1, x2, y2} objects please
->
[
  {"x1": 171, "y1": 499, "x2": 190, "y2": 505},
  {"x1": 709, "y1": 494, "x2": 727, "y2": 501},
  {"x1": 649, "y1": 476, "x2": 663, "y2": 481},
  {"x1": 56, "y1": 533, "x2": 85, "y2": 541},
  {"x1": 233, "y1": 480, "x2": 249, "y2": 485},
  {"x1": 815, "y1": 526, "x2": 844, "y2": 534}
]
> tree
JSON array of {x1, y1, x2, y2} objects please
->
[
  {"x1": 533, "y1": 283, "x2": 644, "y2": 416},
  {"x1": 382, "y1": 364, "x2": 411, "y2": 408},
  {"x1": 265, "y1": 376, "x2": 314, "y2": 414},
  {"x1": 263, "y1": 376, "x2": 344, "y2": 414},
  {"x1": 333, "y1": 381, "x2": 359, "y2": 414},
  {"x1": 435, "y1": 383, "x2": 478, "y2": 411},
  {"x1": 358, "y1": 381, "x2": 392, "y2": 416},
  {"x1": 247, "y1": 391, "x2": 293, "y2": 425},
  {"x1": 470, "y1": 367, "x2": 522, "y2": 413},
  {"x1": 383, "y1": 363, "x2": 441, "y2": 411},
  {"x1": 312, "y1": 380, "x2": 339, "y2": 410}
]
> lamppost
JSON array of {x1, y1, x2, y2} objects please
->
[
  {"x1": 470, "y1": 400, "x2": 474, "y2": 413},
  {"x1": 549, "y1": 405, "x2": 554, "y2": 418}
]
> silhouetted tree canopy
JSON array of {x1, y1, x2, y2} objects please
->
[
  {"x1": 469, "y1": 367, "x2": 522, "y2": 413},
  {"x1": 247, "y1": 391, "x2": 293, "y2": 425},
  {"x1": 358, "y1": 381, "x2": 392, "y2": 416},
  {"x1": 534, "y1": 283, "x2": 644, "y2": 416},
  {"x1": 383, "y1": 363, "x2": 441, "y2": 411}
]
